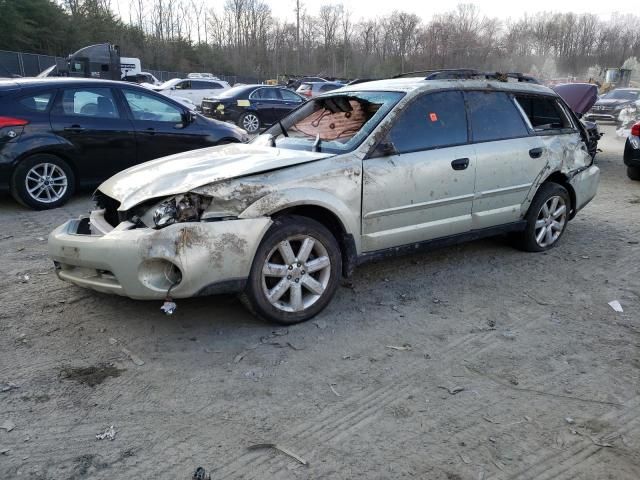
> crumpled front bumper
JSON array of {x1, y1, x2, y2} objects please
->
[
  {"x1": 48, "y1": 212, "x2": 271, "y2": 300},
  {"x1": 569, "y1": 165, "x2": 600, "y2": 214}
]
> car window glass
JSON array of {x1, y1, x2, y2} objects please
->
[
  {"x1": 19, "y1": 92, "x2": 54, "y2": 112},
  {"x1": 61, "y1": 88, "x2": 118, "y2": 119},
  {"x1": 280, "y1": 89, "x2": 302, "y2": 102},
  {"x1": 257, "y1": 88, "x2": 280, "y2": 100},
  {"x1": 515, "y1": 95, "x2": 572, "y2": 131},
  {"x1": 175, "y1": 81, "x2": 190, "y2": 90},
  {"x1": 320, "y1": 84, "x2": 338, "y2": 93},
  {"x1": 386, "y1": 91, "x2": 468, "y2": 153},
  {"x1": 123, "y1": 90, "x2": 183, "y2": 122},
  {"x1": 466, "y1": 91, "x2": 529, "y2": 142}
]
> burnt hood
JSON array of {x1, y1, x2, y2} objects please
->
[{"x1": 552, "y1": 83, "x2": 598, "y2": 115}]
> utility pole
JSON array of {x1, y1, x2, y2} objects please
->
[{"x1": 296, "y1": 0, "x2": 301, "y2": 74}]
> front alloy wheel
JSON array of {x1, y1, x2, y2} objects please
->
[
  {"x1": 241, "y1": 215, "x2": 342, "y2": 324},
  {"x1": 262, "y1": 235, "x2": 332, "y2": 313}
]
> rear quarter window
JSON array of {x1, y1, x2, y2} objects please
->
[
  {"x1": 514, "y1": 95, "x2": 573, "y2": 132},
  {"x1": 18, "y1": 92, "x2": 54, "y2": 112},
  {"x1": 466, "y1": 91, "x2": 529, "y2": 142}
]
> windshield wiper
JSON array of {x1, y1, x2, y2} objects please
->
[
  {"x1": 278, "y1": 119, "x2": 289, "y2": 138},
  {"x1": 313, "y1": 133, "x2": 321, "y2": 152}
]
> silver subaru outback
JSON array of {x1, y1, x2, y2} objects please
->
[{"x1": 49, "y1": 74, "x2": 600, "y2": 324}]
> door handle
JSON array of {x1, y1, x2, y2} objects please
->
[
  {"x1": 529, "y1": 147, "x2": 544, "y2": 158},
  {"x1": 451, "y1": 158, "x2": 470, "y2": 170},
  {"x1": 64, "y1": 125, "x2": 85, "y2": 133}
]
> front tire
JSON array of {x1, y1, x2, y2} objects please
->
[
  {"x1": 241, "y1": 215, "x2": 342, "y2": 325},
  {"x1": 238, "y1": 112, "x2": 261, "y2": 134},
  {"x1": 11, "y1": 154, "x2": 75, "y2": 210},
  {"x1": 627, "y1": 166, "x2": 640, "y2": 181},
  {"x1": 514, "y1": 182, "x2": 570, "y2": 252}
]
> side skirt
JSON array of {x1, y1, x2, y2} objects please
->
[{"x1": 357, "y1": 221, "x2": 527, "y2": 265}]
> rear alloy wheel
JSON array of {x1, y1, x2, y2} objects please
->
[
  {"x1": 627, "y1": 166, "x2": 640, "y2": 181},
  {"x1": 11, "y1": 154, "x2": 75, "y2": 210},
  {"x1": 241, "y1": 215, "x2": 342, "y2": 324},
  {"x1": 514, "y1": 182, "x2": 570, "y2": 252},
  {"x1": 239, "y1": 112, "x2": 260, "y2": 134}
]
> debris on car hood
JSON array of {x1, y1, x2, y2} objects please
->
[
  {"x1": 98, "y1": 143, "x2": 333, "y2": 211},
  {"x1": 552, "y1": 83, "x2": 598, "y2": 115}
]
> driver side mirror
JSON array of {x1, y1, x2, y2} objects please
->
[{"x1": 176, "y1": 111, "x2": 195, "y2": 129}]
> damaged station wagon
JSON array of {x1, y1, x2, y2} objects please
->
[{"x1": 49, "y1": 71, "x2": 600, "y2": 324}]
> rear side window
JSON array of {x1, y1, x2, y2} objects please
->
[
  {"x1": 387, "y1": 90, "x2": 468, "y2": 153},
  {"x1": 280, "y1": 89, "x2": 303, "y2": 102},
  {"x1": 466, "y1": 91, "x2": 529, "y2": 142},
  {"x1": 320, "y1": 84, "x2": 339, "y2": 93},
  {"x1": 252, "y1": 88, "x2": 281, "y2": 100},
  {"x1": 19, "y1": 92, "x2": 54, "y2": 112},
  {"x1": 193, "y1": 81, "x2": 222, "y2": 89},
  {"x1": 514, "y1": 95, "x2": 573, "y2": 131},
  {"x1": 60, "y1": 88, "x2": 119, "y2": 119}
]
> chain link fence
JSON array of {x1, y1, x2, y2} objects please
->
[{"x1": 0, "y1": 49, "x2": 258, "y2": 85}]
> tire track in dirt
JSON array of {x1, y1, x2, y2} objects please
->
[
  {"x1": 211, "y1": 311, "x2": 605, "y2": 479},
  {"x1": 496, "y1": 395, "x2": 640, "y2": 480}
]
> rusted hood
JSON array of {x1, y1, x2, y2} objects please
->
[{"x1": 98, "y1": 143, "x2": 334, "y2": 211}]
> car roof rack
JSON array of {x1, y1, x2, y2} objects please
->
[{"x1": 393, "y1": 69, "x2": 539, "y2": 84}]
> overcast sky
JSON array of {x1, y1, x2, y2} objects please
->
[{"x1": 112, "y1": 0, "x2": 635, "y2": 22}]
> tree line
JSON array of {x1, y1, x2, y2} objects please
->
[{"x1": 1, "y1": 0, "x2": 639, "y2": 82}]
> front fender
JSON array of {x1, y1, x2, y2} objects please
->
[{"x1": 239, "y1": 187, "x2": 362, "y2": 253}]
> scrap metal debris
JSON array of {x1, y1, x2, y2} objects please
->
[
  {"x1": 608, "y1": 300, "x2": 623, "y2": 313},
  {"x1": 247, "y1": 443, "x2": 308, "y2": 466},
  {"x1": 329, "y1": 383, "x2": 341, "y2": 397},
  {"x1": 459, "y1": 453, "x2": 471, "y2": 464},
  {"x1": 0, "y1": 382, "x2": 19, "y2": 393},
  {"x1": 192, "y1": 466, "x2": 211, "y2": 480},
  {"x1": 438, "y1": 385, "x2": 465, "y2": 395},
  {"x1": 161, "y1": 300, "x2": 177, "y2": 315},
  {"x1": 96, "y1": 425, "x2": 116, "y2": 441},
  {"x1": 385, "y1": 344, "x2": 412, "y2": 351},
  {"x1": 1, "y1": 420, "x2": 15, "y2": 432},
  {"x1": 121, "y1": 348, "x2": 145, "y2": 366},
  {"x1": 234, "y1": 352, "x2": 246, "y2": 364}
]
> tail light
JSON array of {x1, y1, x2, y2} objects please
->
[
  {"x1": 0, "y1": 117, "x2": 29, "y2": 128},
  {"x1": 303, "y1": 90, "x2": 312, "y2": 97},
  {"x1": 631, "y1": 122, "x2": 640, "y2": 137}
]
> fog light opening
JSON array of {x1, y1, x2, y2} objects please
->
[{"x1": 138, "y1": 259, "x2": 183, "y2": 292}]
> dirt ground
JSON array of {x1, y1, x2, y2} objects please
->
[{"x1": 1, "y1": 125, "x2": 639, "y2": 480}]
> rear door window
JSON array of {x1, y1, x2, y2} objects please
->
[
  {"x1": 192, "y1": 81, "x2": 222, "y2": 89},
  {"x1": 514, "y1": 95, "x2": 573, "y2": 131},
  {"x1": 466, "y1": 91, "x2": 529, "y2": 142},
  {"x1": 386, "y1": 90, "x2": 468, "y2": 153},
  {"x1": 280, "y1": 89, "x2": 303, "y2": 102},
  {"x1": 60, "y1": 88, "x2": 119, "y2": 119},
  {"x1": 18, "y1": 92, "x2": 54, "y2": 112}
]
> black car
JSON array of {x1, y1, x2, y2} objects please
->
[
  {"x1": 585, "y1": 88, "x2": 640, "y2": 123},
  {"x1": 0, "y1": 78, "x2": 247, "y2": 209},
  {"x1": 201, "y1": 85, "x2": 305, "y2": 134},
  {"x1": 624, "y1": 122, "x2": 640, "y2": 180}
]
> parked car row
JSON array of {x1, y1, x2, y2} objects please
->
[{"x1": 0, "y1": 78, "x2": 248, "y2": 209}]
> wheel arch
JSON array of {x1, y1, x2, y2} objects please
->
[
  {"x1": 11, "y1": 150, "x2": 78, "y2": 189},
  {"x1": 240, "y1": 190, "x2": 360, "y2": 278},
  {"x1": 540, "y1": 171, "x2": 577, "y2": 219}
]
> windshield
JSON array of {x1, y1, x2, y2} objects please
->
[
  {"x1": 254, "y1": 91, "x2": 404, "y2": 154},
  {"x1": 603, "y1": 90, "x2": 640, "y2": 101}
]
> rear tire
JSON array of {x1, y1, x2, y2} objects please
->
[
  {"x1": 513, "y1": 182, "x2": 570, "y2": 252},
  {"x1": 627, "y1": 166, "x2": 640, "y2": 181},
  {"x1": 241, "y1": 215, "x2": 342, "y2": 325},
  {"x1": 11, "y1": 154, "x2": 75, "y2": 210}
]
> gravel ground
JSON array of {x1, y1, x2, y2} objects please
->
[{"x1": 0, "y1": 125, "x2": 639, "y2": 480}]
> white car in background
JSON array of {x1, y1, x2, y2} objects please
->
[{"x1": 153, "y1": 78, "x2": 231, "y2": 107}]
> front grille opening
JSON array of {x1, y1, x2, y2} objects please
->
[{"x1": 93, "y1": 190, "x2": 121, "y2": 227}]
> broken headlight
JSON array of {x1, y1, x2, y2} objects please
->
[{"x1": 151, "y1": 193, "x2": 211, "y2": 228}]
